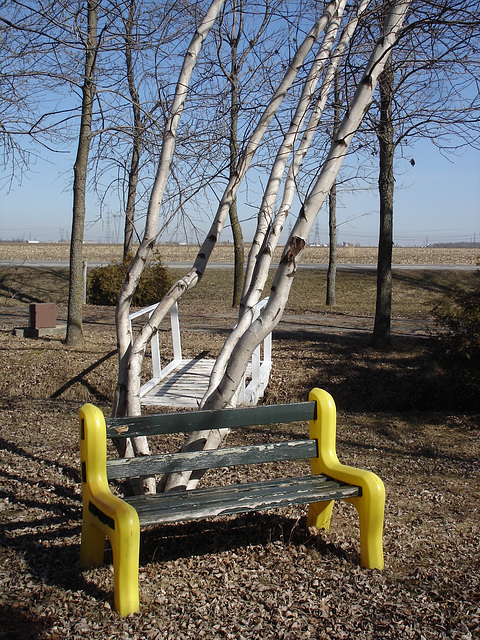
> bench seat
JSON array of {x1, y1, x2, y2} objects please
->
[{"x1": 124, "y1": 474, "x2": 361, "y2": 527}]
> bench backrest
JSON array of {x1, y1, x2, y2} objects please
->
[{"x1": 105, "y1": 401, "x2": 317, "y2": 481}]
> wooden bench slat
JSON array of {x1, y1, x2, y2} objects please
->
[
  {"x1": 106, "y1": 401, "x2": 316, "y2": 439},
  {"x1": 124, "y1": 475, "x2": 361, "y2": 527},
  {"x1": 107, "y1": 439, "x2": 318, "y2": 480}
]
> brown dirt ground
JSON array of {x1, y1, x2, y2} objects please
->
[{"x1": 0, "y1": 257, "x2": 479, "y2": 639}]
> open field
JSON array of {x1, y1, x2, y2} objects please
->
[
  {"x1": 0, "y1": 241, "x2": 479, "y2": 266},
  {"x1": 0, "y1": 259, "x2": 479, "y2": 639},
  {"x1": 1, "y1": 261, "x2": 478, "y2": 326}
]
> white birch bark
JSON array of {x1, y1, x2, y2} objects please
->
[
  {"x1": 112, "y1": 0, "x2": 226, "y2": 494},
  {"x1": 242, "y1": 0, "x2": 371, "y2": 304},
  {"x1": 204, "y1": 0, "x2": 370, "y2": 404},
  {"x1": 165, "y1": 0, "x2": 412, "y2": 492},
  {"x1": 115, "y1": 0, "x2": 226, "y2": 420},
  {"x1": 224, "y1": 0, "x2": 412, "y2": 401},
  {"x1": 120, "y1": 4, "x2": 338, "y2": 420},
  {"x1": 241, "y1": 0, "x2": 347, "y2": 298}
]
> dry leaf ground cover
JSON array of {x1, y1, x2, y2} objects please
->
[{"x1": 0, "y1": 252, "x2": 479, "y2": 639}]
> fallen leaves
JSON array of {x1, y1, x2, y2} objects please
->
[{"x1": 1, "y1": 301, "x2": 479, "y2": 639}]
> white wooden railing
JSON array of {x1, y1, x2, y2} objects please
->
[{"x1": 129, "y1": 298, "x2": 272, "y2": 406}]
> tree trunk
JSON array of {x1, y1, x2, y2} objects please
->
[
  {"x1": 229, "y1": 45, "x2": 244, "y2": 308},
  {"x1": 327, "y1": 70, "x2": 341, "y2": 307},
  {"x1": 372, "y1": 52, "x2": 395, "y2": 348},
  {"x1": 230, "y1": 198, "x2": 244, "y2": 307},
  {"x1": 116, "y1": 4, "x2": 331, "y2": 419},
  {"x1": 326, "y1": 180, "x2": 337, "y2": 306},
  {"x1": 166, "y1": 0, "x2": 411, "y2": 492},
  {"x1": 242, "y1": 0, "x2": 345, "y2": 300},
  {"x1": 114, "y1": 0, "x2": 227, "y2": 420},
  {"x1": 66, "y1": 0, "x2": 98, "y2": 347},
  {"x1": 124, "y1": 143, "x2": 140, "y2": 260},
  {"x1": 123, "y1": 0, "x2": 142, "y2": 261},
  {"x1": 204, "y1": 0, "x2": 348, "y2": 403}
]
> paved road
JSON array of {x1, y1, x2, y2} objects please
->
[{"x1": 1, "y1": 260, "x2": 478, "y2": 271}]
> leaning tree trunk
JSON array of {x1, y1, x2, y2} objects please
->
[
  {"x1": 165, "y1": 0, "x2": 411, "y2": 492},
  {"x1": 242, "y1": 0, "x2": 346, "y2": 299},
  {"x1": 208, "y1": 0, "x2": 367, "y2": 400},
  {"x1": 116, "y1": 4, "x2": 336, "y2": 422},
  {"x1": 112, "y1": 0, "x2": 227, "y2": 495},
  {"x1": 66, "y1": 0, "x2": 98, "y2": 347},
  {"x1": 114, "y1": 0, "x2": 227, "y2": 420},
  {"x1": 204, "y1": 0, "x2": 348, "y2": 404},
  {"x1": 372, "y1": 52, "x2": 395, "y2": 348}
]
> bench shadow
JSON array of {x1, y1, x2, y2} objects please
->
[
  {"x1": 2, "y1": 525, "x2": 112, "y2": 609},
  {"x1": 135, "y1": 511, "x2": 353, "y2": 567},
  {"x1": 0, "y1": 434, "x2": 112, "y2": 611}
]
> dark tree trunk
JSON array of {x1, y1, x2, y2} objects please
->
[
  {"x1": 229, "y1": 48, "x2": 244, "y2": 308},
  {"x1": 124, "y1": 143, "x2": 140, "y2": 261},
  {"x1": 123, "y1": 0, "x2": 142, "y2": 261},
  {"x1": 326, "y1": 180, "x2": 337, "y2": 306},
  {"x1": 66, "y1": 0, "x2": 98, "y2": 346},
  {"x1": 372, "y1": 52, "x2": 394, "y2": 348},
  {"x1": 326, "y1": 70, "x2": 341, "y2": 307}
]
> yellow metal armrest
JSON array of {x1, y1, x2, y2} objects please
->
[
  {"x1": 308, "y1": 388, "x2": 385, "y2": 570},
  {"x1": 79, "y1": 403, "x2": 140, "y2": 616}
]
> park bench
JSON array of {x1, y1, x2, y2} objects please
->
[
  {"x1": 128, "y1": 298, "x2": 272, "y2": 408},
  {"x1": 79, "y1": 387, "x2": 385, "y2": 616}
]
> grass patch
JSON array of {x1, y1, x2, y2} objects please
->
[
  {"x1": 0, "y1": 266, "x2": 70, "y2": 306},
  {"x1": 2, "y1": 265, "x2": 477, "y2": 321},
  {"x1": 174, "y1": 267, "x2": 478, "y2": 319}
]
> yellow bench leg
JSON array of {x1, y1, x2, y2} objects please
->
[
  {"x1": 80, "y1": 513, "x2": 107, "y2": 567},
  {"x1": 307, "y1": 500, "x2": 334, "y2": 531},
  {"x1": 79, "y1": 403, "x2": 141, "y2": 616},
  {"x1": 346, "y1": 494, "x2": 384, "y2": 570},
  {"x1": 110, "y1": 525, "x2": 141, "y2": 616}
]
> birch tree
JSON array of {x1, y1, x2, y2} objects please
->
[
  {"x1": 112, "y1": 0, "x2": 226, "y2": 480},
  {"x1": 113, "y1": 0, "x2": 412, "y2": 493},
  {"x1": 213, "y1": 0, "x2": 276, "y2": 307},
  {"x1": 167, "y1": 0, "x2": 411, "y2": 492},
  {"x1": 114, "y1": 0, "x2": 342, "y2": 423}
]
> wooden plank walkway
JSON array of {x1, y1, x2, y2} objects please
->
[{"x1": 140, "y1": 357, "x2": 253, "y2": 409}]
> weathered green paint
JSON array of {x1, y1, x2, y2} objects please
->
[
  {"x1": 125, "y1": 474, "x2": 361, "y2": 527},
  {"x1": 106, "y1": 401, "x2": 316, "y2": 438},
  {"x1": 107, "y1": 439, "x2": 318, "y2": 479}
]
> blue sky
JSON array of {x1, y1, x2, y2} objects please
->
[{"x1": 1, "y1": 137, "x2": 478, "y2": 246}]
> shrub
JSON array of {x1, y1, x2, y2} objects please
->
[
  {"x1": 432, "y1": 266, "x2": 480, "y2": 408},
  {"x1": 87, "y1": 251, "x2": 173, "y2": 307}
]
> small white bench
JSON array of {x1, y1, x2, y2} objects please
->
[{"x1": 129, "y1": 298, "x2": 272, "y2": 408}]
